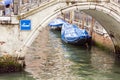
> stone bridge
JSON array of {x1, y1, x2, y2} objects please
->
[{"x1": 0, "y1": 0, "x2": 120, "y2": 57}]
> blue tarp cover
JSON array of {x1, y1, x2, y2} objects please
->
[
  {"x1": 61, "y1": 23, "x2": 91, "y2": 43},
  {"x1": 48, "y1": 18, "x2": 67, "y2": 27}
]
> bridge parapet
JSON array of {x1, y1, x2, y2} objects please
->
[
  {"x1": 110, "y1": 0, "x2": 120, "y2": 13},
  {"x1": 0, "y1": 0, "x2": 51, "y2": 24},
  {"x1": 59, "y1": 0, "x2": 110, "y2": 3},
  {"x1": 1, "y1": 0, "x2": 120, "y2": 25},
  {"x1": 111, "y1": 0, "x2": 120, "y2": 4}
]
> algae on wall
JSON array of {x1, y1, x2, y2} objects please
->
[{"x1": 0, "y1": 54, "x2": 25, "y2": 73}]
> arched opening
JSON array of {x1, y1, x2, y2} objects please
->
[{"x1": 43, "y1": 7, "x2": 120, "y2": 55}]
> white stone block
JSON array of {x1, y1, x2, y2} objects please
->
[{"x1": 89, "y1": 5, "x2": 96, "y2": 9}]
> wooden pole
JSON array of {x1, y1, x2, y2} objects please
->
[
  {"x1": 62, "y1": 12, "x2": 65, "y2": 20},
  {"x1": 78, "y1": 12, "x2": 81, "y2": 28},
  {"x1": 70, "y1": 11, "x2": 72, "y2": 23},
  {"x1": 78, "y1": 20, "x2": 81, "y2": 28},
  {"x1": 69, "y1": 10, "x2": 74, "y2": 24},
  {"x1": 13, "y1": 0, "x2": 19, "y2": 15},
  {"x1": 63, "y1": 13, "x2": 65, "y2": 20},
  {"x1": 61, "y1": 10, "x2": 65, "y2": 21},
  {"x1": 81, "y1": 13, "x2": 85, "y2": 29},
  {"x1": 90, "y1": 17, "x2": 95, "y2": 36}
]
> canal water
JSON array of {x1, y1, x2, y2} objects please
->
[
  {"x1": 0, "y1": 72, "x2": 35, "y2": 80},
  {"x1": 1, "y1": 28, "x2": 120, "y2": 80}
]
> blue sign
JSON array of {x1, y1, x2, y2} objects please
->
[{"x1": 20, "y1": 20, "x2": 31, "y2": 30}]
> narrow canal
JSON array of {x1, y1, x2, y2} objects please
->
[{"x1": 0, "y1": 27, "x2": 120, "y2": 80}]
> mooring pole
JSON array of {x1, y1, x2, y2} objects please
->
[
  {"x1": 13, "y1": 0, "x2": 19, "y2": 15},
  {"x1": 63, "y1": 12, "x2": 65, "y2": 20},
  {"x1": 70, "y1": 10, "x2": 72, "y2": 23},
  {"x1": 69, "y1": 10, "x2": 74, "y2": 24},
  {"x1": 90, "y1": 17, "x2": 95, "y2": 36},
  {"x1": 61, "y1": 10, "x2": 65, "y2": 20},
  {"x1": 81, "y1": 13, "x2": 86, "y2": 29}
]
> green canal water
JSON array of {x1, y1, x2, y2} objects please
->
[
  {"x1": 0, "y1": 29, "x2": 120, "y2": 80},
  {"x1": 0, "y1": 72, "x2": 35, "y2": 80},
  {"x1": 47, "y1": 30, "x2": 120, "y2": 80}
]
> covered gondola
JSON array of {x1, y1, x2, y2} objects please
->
[
  {"x1": 48, "y1": 18, "x2": 67, "y2": 30},
  {"x1": 61, "y1": 23, "x2": 91, "y2": 46}
]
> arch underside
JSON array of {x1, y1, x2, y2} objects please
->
[
  {"x1": 55, "y1": 3, "x2": 120, "y2": 54},
  {"x1": 82, "y1": 10, "x2": 120, "y2": 54}
]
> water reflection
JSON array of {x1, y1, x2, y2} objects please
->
[
  {"x1": 49, "y1": 29, "x2": 120, "y2": 80},
  {"x1": 91, "y1": 47, "x2": 114, "y2": 73}
]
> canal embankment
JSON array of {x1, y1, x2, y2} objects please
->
[
  {"x1": 0, "y1": 54, "x2": 25, "y2": 73},
  {"x1": 92, "y1": 31, "x2": 114, "y2": 52}
]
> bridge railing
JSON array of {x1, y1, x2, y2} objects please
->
[
  {"x1": 0, "y1": 0, "x2": 50, "y2": 24},
  {"x1": 111, "y1": 0, "x2": 120, "y2": 4},
  {"x1": 59, "y1": 0, "x2": 110, "y2": 3},
  {"x1": 19, "y1": 0, "x2": 50, "y2": 14},
  {"x1": 108, "y1": 0, "x2": 120, "y2": 17},
  {"x1": 111, "y1": 0, "x2": 120, "y2": 5},
  {"x1": 0, "y1": 0, "x2": 120, "y2": 24}
]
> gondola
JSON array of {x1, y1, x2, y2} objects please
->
[
  {"x1": 48, "y1": 18, "x2": 67, "y2": 30},
  {"x1": 61, "y1": 23, "x2": 91, "y2": 46}
]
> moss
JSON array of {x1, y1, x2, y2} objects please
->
[
  {"x1": 0, "y1": 55, "x2": 25, "y2": 73},
  {"x1": 92, "y1": 40, "x2": 113, "y2": 52}
]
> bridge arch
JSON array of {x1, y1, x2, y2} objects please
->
[{"x1": 20, "y1": 2, "x2": 120, "y2": 55}]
